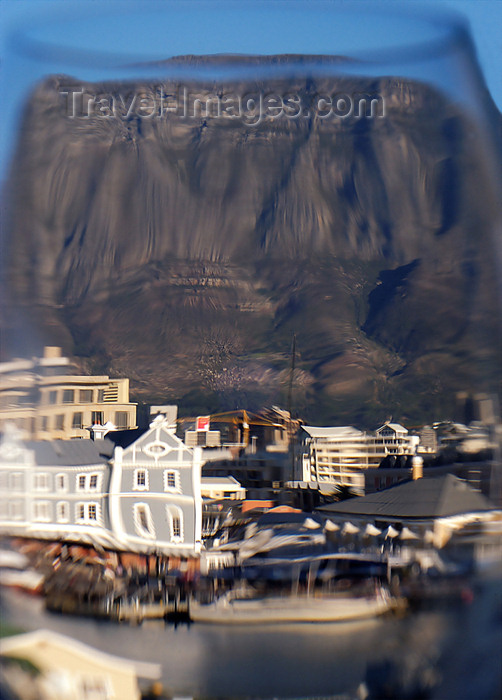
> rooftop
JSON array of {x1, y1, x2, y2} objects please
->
[
  {"x1": 302, "y1": 426, "x2": 364, "y2": 439},
  {"x1": 376, "y1": 422, "x2": 408, "y2": 434},
  {"x1": 317, "y1": 474, "x2": 496, "y2": 520},
  {"x1": 25, "y1": 439, "x2": 110, "y2": 466},
  {"x1": 201, "y1": 476, "x2": 241, "y2": 486}
]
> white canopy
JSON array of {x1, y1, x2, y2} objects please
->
[
  {"x1": 383, "y1": 525, "x2": 399, "y2": 539},
  {"x1": 324, "y1": 520, "x2": 340, "y2": 532},
  {"x1": 0, "y1": 550, "x2": 29, "y2": 569},
  {"x1": 363, "y1": 523, "x2": 382, "y2": 537},
  {"x1": 341, "y1": 521, "x2": 360, "y2": 535},
  {"x1": 245, "y1": 522, "x2": 258, "y2": 539},
  {"x1": 303, "y1": 517, "x2": 321, "y2": 530},
  {"x1": 424, "y1": 529, "x2": 436, "y2": 544},
  {"x1": 400, "y1": 527, "x2": 419, "y2": 540},
  {"x1": 237, "y1": 529, "x2": 273, "y2": 559}
]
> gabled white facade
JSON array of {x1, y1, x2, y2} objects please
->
[{"x1": 109, "y1": 416, "x2": 203, "y2": 556}]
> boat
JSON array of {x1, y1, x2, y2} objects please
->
[
  {"x1": 190, "y1": 581, "x2": 395, "y2": 624},
  {"x1": 0, "y1": 567, "x2": 45, "y2": 594},
  {"x1": 0, "y1": 549, "x2": 44, "y2": 594}
]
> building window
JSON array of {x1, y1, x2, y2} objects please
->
[
  {"x1": 97, "y1": 389, "x2": 105, "y2": 403},
  {"x1": 9, "y1": 473, "x2": 23, "y2": 491},
  {"x1": 115, "y1": 411, "x2": 129, "y2": 429},
  {"x1": 0, "y1": 500, "x2": 8, "y2": 520},
  {"x1": 80, "y1": 389, "x2": 94, "y2": 403},
  {"x1": 10, "y1": 501, "x2": 24, "y2": 521},
  {"x1": 164, "y1": 470, "x2": 180, "y2": 492},
  {"x1": 76, "y1": 502, "x2": 100, "y2": 524},
  {"x1": 56, "y1": 501, "x2": 69, "y2": 523},
  {"x1": 101, "y1": 384, "x2": 118, "y2": 402},
  {"x1": 4, "y1": 500, "x2": 24, "y2": 521},
  {"x1": 48, "y1": 390, "x2": 58, "y2": 404},
  {"x1": 56, "y1": 473, "x2": 68, "y2": 493},
  {"x1": 72, "y1": 412, "x2": 84, "y2": 429},
  {"x1": 55, "y1": 414, "x2": 65, "y2": 431},
  {"x1": 40, "y1": 416, "x2": 48, "y2": 431},
  {"x1": 33, "y1": 501, "x2": 51, "y2": 522},
  {"x1": 80, "y1": 675, "x2": 111, "y2": 700},
  {"x1": 91, "y1": 411, "x2": 104, "y2": 425},
  {"x1": 172, "y1": 515, "x2": 181, "y2": 538},
  {"x1": 62, "y1": 389, "x2": 74, "y2": 404},
  {"x1": 133, "y1": 468, "x2": 149, "y2": 491},
  {"x1": 76, "y1": 473, "x2": 101, "y2": 492},
  {"x1": 33, "y1": 472, "x2": 50, "y2": 492},
  {"x1": 166, "y1": 505, "x2": 184, "y2": 543},
  {"x1": 134, "y1": 503, "x2": 155, "y2": 538}
]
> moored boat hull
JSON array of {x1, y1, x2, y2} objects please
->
[{"x1": 190, "y1": 591, "x2": 393, "y2": 624}]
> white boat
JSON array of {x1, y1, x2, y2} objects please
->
[
  {"x1": 0, "y1": 548, "x2": 44, "y2": 594},
  {"x1": 190, "y1": 586, "x2": 394, "y2": 624},
  {"x1": 0, "y1": 568, "x2": 45, "y2": 594}
]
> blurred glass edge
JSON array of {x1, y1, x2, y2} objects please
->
[
  {"x1": 0, "y1": 2, "x2": 498, "y2": 177},
  {"x1": 9, "y1": 1, "x2": 467, "y2": 68}
]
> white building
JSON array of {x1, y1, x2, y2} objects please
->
[
  {"x1": 0, "y1": 346, "x2": 137, "y2": 440},
  {"x1": 0, "y1": 417, "x2": 203, "y2": 556},
  {"x1": 300, "y1": 422, "x2": 419, "y2": 494},
  {"x1": 108, "y1": 416, "x2": 203, "y2": 557},
  {"x1": 0, "y1": 629, "x2": 160, "y2": 700},
  {"x1": 200, "y1": 476, "x2": 246, "y2": 500}
]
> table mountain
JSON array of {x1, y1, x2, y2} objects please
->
[{"x1": 2, "y1": 59, "x2": 501, "y2": 425}]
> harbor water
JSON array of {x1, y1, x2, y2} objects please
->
[{"x1": 1, "y1": 567, "x2": 501, "y2": 699}]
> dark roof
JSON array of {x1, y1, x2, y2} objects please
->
[
  {"x1": 26, "y1": 440, "x2": 109, "y2": 466},
  {"x1": 101, "y1": 428, "x2": 147, "y2": 449},
  {"x1": 257, "y1": 512, "x2": 323, "y2": 527},
  {"x1": 93, "y1": 438, "x2": 116, "y2": 459},
  {"x1": 316, "y1": 475, "x2": 495, "y2": 519},
  {"x1": 201, "y1": 476, "x2": 240, "y2": 485}
]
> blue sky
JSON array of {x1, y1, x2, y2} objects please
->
[{"x1": 1, "y1": 0, "x2": 501, "y2": 173}]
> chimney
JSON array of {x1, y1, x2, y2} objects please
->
[
  {"x1": 43, "y1": 346, "x2": 62, "y2": 359},
  {"x1": 89, "y1": 421, "x2": 115, "y2": 441},
  {"x1": 412, "y1": 455, "x2": 423, "y2": 480}
]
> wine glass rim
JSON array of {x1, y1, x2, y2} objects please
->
[{"x1": 8, "y1": 1, "x2": 470, "y2": 76}]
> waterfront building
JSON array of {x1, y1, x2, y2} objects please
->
[
  {"x1": 435, "y1": 421, "x2": 496, "y2": 455},
  {"x1": 0, "y1": 416, "x2": 203, "y2": 556},
  {"x1": 317, "y1": 474, "x2": 501, "y2": 549},
  {"x1": 300, "y1": 422, "x2": 419, "y2": 494},
  {"x1": 0, "y1": 346, "x2": 137, "y2": 440},
  {"x1": 181, "y1": 406, "x2": 299, "y2": 498},
  {"x1": 0, "y1": 423, "x2": 115, "y2": 548},
  {"x1": 201, "y1": 476, "x2": 246, "y2": 500},
  {"x1": 107, "y1": 416, "x2": 203, "y2": 556},
  {"x1": 179, "y1": 406, "x2": 296, "y2": 452},
  {"x1": 363, "y1": 457, "x2": 496, "y2": 498},
  {"x1": 0, "y1": 629, "x2": 160, "y2": 700},
  {"x1": 417, "y1": 426, "x2": 437, "y2": 454},
  {"x1": 202, "y1": 449, "x2": 289, "y2": 497}
]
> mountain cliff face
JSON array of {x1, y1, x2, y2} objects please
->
[{"x1": 3, "y1": 61, "x2": 501, "y2": 425}]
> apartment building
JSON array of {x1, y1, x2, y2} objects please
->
[
  {"x1": 0, "y1": 347, "x2": 136, "y2": 439},
  {"x1": 300, "y1": 422, "x2": 419, "y2": 494}
]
